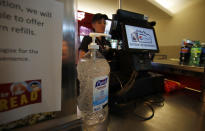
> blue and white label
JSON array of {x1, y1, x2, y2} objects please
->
[{"x1": 93, "y1": 76, "x2": 109, "y2": 112}]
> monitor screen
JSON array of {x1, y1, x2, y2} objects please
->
[{"x1": 125, "y1": 25, "x2": 158, "y2": 51}]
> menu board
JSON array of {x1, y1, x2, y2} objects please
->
[{"x1": 0, "y1": 0, "x2": 63, "y2": 124}]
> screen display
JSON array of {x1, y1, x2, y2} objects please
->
[{"x1": 125, "y1": 25, "x2": 158, "y2": 50}]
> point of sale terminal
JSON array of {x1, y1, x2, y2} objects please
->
[{"x1": 107, "y1": 9, "x2": 164, "y2": 108}]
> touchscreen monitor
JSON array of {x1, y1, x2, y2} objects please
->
[{"x1": 125, "y1": 25, "x2": 158, "y2": 52}]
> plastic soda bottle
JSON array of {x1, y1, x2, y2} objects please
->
[{"x1": 189, "y1": 41, "x2": 201, "y2": 66}]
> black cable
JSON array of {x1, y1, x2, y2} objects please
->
[
  {"x1": 113, "y1": 73, "x2": 123, "y2": 89},
  {"x1": 144, "y1": 94, "x2": 165, "y2": 107},
  {"x1": 134, "y1": 102, "x2": 155, "y2": 121},
  {"x1": 110, "y1": 94, "x2": 165, "y2": 121},
  {"x1": 133, "y1": 94, "x2": 165, "y2": 121},
  {"x1": 110, "y1": 71, "x2": 165, "y2": 121}
]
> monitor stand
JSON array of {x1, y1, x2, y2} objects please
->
[
  {"x1": 109, "y1": 51, "x2": 164, "y2": 105},
  {"x1": 132, "y1": 53, "x2": 152, "y2": 71}
]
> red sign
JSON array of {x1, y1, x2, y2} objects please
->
[{"x1": 0, "y1": 80, "x2": 42, "y2": 112}]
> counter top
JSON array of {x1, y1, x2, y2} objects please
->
[
  {"x1": 82, "y1": 90, "x2": 205, "y2": 131},
  {"x1": 108, "y1": 90, "x2": 205, "y2": 131},
  {"x1": 152, "y1": 59, "x2": 204, "y2": 73},
  {"x1": 22, "y1": 90, "x2": 205, "y2": 131}
]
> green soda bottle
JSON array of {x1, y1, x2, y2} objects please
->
[{"x1": 189, "y1": 41, "x2": 202, "y2": 66}]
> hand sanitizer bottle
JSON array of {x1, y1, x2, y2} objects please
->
[{"x1": 77, "y1": 33, "x2": 110, "y2": 126}]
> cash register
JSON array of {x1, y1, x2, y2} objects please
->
[{"x1": 108, "y1": 9, "x2": 164, "y2": 105}]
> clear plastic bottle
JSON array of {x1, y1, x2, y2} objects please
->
[
  {"x1": 200, "y1": 42, "x2": 205, "y2": 66},
  {"x1": 180, "y1": 39, "x2": 192, "y2": 65},
  {"x1": 77, "y1": 33, "x2": 110, "y2": 126},
  {"x1": 189, "y1": 41, "x2": 201, "y2": 66}
]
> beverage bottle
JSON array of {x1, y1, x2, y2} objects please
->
[
  {"x1": 200, "y1": 42, "x2": 205, "y2": 66},
  {"x1": 77, "y1": 33, "x2": 110, "y2": 126},
  {"x1": 180, "y1": 39, "x2": 190, "y2": 65},
  {"x1": 189, "y1": 41, "x2": 202, "y2": 66}
]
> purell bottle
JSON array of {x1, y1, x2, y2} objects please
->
[{"x1": 77, "y1": 33, "x2": 110, "y2": 126}]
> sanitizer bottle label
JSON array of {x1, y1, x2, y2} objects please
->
[{"x1": 93, "y1": 76, "x2": 109, "y2": 112}]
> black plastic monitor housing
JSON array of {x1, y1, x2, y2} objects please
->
[{"x1": 110, "y1": 9, "x2": 159, "y2": 53}]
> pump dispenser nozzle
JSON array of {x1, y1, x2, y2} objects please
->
[{"x1": 88, "y1": 33, "x2": 111, "y2": 50}]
